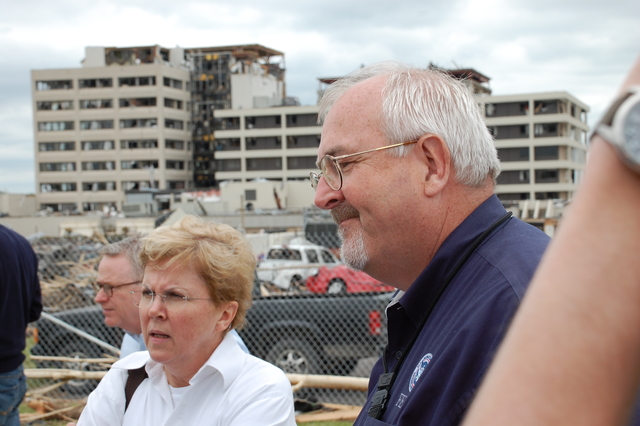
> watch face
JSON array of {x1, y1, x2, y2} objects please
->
[{"x1": 623, "y1": 101, "x2": 640, "y2": 165}]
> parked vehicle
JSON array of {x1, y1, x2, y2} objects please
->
[
  {"x1": 306, "y1": 265, "x2": 396, "y2": 295},
  {"x1": 240, "y1": 283, "x2": 392, "y2": 377},
  {"x1": 256, "y1": 238, "x2": 341, "y2": 289}
]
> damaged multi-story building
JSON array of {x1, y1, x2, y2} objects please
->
[
  {"x1": 31, "y1": 44, "x2": 287, "y2": 213},
  {"x1": 31, "y1": 47, "x2": 589, "y2": 220}
]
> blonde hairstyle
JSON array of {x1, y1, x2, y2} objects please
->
[{"x1": 139, "y1": 215, "x2": 256, "y2": 330}]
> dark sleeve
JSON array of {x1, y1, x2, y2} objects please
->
[{"x1": 28, "y1": 246, "x2": 42, "y2": 323}]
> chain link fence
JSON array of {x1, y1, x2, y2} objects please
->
[{"x1": 27, "y1": 229, "x2": 393, "y2": 408}]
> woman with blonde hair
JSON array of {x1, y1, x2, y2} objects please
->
[{"x1": 77, "y1": 215, "x2": 295, "y2": 425}]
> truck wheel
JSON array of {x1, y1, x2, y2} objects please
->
[
  {"x1": 266, "y1": 338, "x2": 320, "y2": 375},
  {"x1": 327, "y1": 279, "x2": 347, "y2": 295},
  {"x1": 290, "y1": 275, "x2": 303, "y2": 288}
]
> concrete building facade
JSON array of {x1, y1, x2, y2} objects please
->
[
  {"x1": 213, "y1": 105, "x2": 320, "y2": 184},
  {"x1": 477, "y1": 92, "x2": 590, "y2": 203},
  {"x1": 31, "y1": 44, "x2": 287, "y2": 213},
  {"x1": 32, "y1": 45, "x2": 192, "y2": 213}
]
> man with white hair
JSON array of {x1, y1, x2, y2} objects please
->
[{"x1": 311, "y1": 62, "x2": 550, "y2": 425}]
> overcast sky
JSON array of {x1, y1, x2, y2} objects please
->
[{"x1": 1, "y1": 0, "x2": 638, "y2": 194}]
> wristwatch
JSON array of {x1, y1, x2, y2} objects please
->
[{"x1": 592, "y1": 86, "x2": 640, "y2": 172}]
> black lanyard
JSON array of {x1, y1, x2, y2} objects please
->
[{"x1": 367, "y1": 211, "x2": 513, "y2": 419}]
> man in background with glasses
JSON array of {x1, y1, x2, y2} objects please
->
[
  {"x1": 94, "y1": 235, "x2": 146, "y2": 358},
  {"x1": 312, "y1": 62, "x2": 550, "y2": 426}
]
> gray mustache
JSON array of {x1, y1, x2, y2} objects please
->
[{"x1": 331, "y1": 204, "x2": 359, "y2": 224}]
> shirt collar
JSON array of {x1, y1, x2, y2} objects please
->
[
  {"x1": 112, "y1": 331, "x2": 246, "y2": 390},
  {"x1": 399, "y1": 195, "x2": 508, "y2": 325}
]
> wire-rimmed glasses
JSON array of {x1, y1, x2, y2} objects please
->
[
  {"x1": 93, "y1": 280, "x2": 141, "y2": 297},
  {"x1": 131, "y1": 286, "x2": 212, "y2": 312},
  {"x1": 310, "y1": 140, "x2": 418, "y2": 191}
]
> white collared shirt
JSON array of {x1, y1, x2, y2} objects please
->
[{"x1": 77, "y1": 333, "x2": 296, "y2": 426}]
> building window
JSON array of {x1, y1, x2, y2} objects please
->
[
  {"x1": 487, "y1": 125, "x2": 529, "y2": 140},
  {"x1": 497, "y1": 147, "x2": 529, "y2": 162},
  {"x1": 119, "y1": 97, "x2": 157, "y2": 107},
  {"x1": 286, "y1": 135, "x2": 320, "y2": 149},
  {"x1": 213, "y1": 138, "x2": 240, "y2": 151},
  {"x1": 40, "y1": 203, "x2": 77, "y2": 212},
  {"x1": 534, "y1": 146, "x2": 559, "y2": 161},
  {"x1": 163, "y1": 77, "x2": 183, "y2": 89},
  {"x1": 36, "y1": 100, "x2": 73, "y2": 111},
  {"x1": 81, "y1": 141, "x2": 114, "y2": 151},
  {"x1": 164, "y1": 98, "x2": 183, "y2": 109},
  {"x1": 119, "y1": 76, "x2": 156, "y2": 87},
  {"x1": 120, "y1": 118, "x2": 157, "y2": 128},
  {"x1": 245, "y1": 189, "x2": 257, "y2": 201},
  {"x1": 287, "y1": 156, "x2": 317, "y2": 170},
  {"x1": 286, "y1": 113, "x2": 319, "y2": 127},
  {"x1": 82, "y1": 182, "x2": 116, "y2": 191},
  {"x1": 122, "y1": 181, "x2": 154, "y2": 190},
  {"x1": 535, "y1": 169, "x2": 559, "y2": 183},
  {"x1": 534, "y1": 100, "x2": 564, "y2": 115},
  {"x1": 534, "y1": 123, "x2": 559, "y2": 137},
  {"x1": 82, "y1": 161, "x2": 115, "y2": 171},
  {"x1": 168, "y1": 181, "x2": 185, "y2": 189},
  {"x1": 121, "y1": 160, "x2": 158, "y2": 169},
  {"x1": 165, "y1": 139, "x2": 184, "y2": 150},
  {"x1": 79, "y1": 78, "x2": 113, "y2": 89},
  {"x1": 497, "y1": 193, "x2": 530, "y2": 201},
  {"x1": 38, "y1": 121, "x2": 74, "y2": 131},
  {"x1": 40, "y1": 183, "x2": 76, "y2": 192},
  {"x1": 80, "y1": 120, "x2": 114, "y2": 130},
  {"x1": 246, "y1": 157, "x2": 282, "y2": 171},
  {"x1": 214, "y1": 117, "x2": 240, "y2": 130},
  {"x1": 246, "y1": 136, "x2": 282, "y2": 150},
  {"x1": 121, "y1": 139, "x2": 158, "y2": 149},
  {"x1": 39, "y1": 162, "x2": 76, "y2": 172},
  {"x1": 39, "y1": 142, "x2": 75, "y2": 151},
  {"x1": 165, "y1": 119, "x2": 184, "y2": 129},
  {"x1": 36, "y1": 80, "x2": 72, "y2": 91},
  {"x1": 83, "y1": 202, "x2": 116, "y2": 212},
  {"x1": 215, "y1": 159, "x2": 241, "y2": 172},
  {"x1": 246, "y1": 115, "x2": 281, "y2": 129},
  {"x1": 166, "y1": 160, "x2": 184, "y2": 170},
  {"x1": 80, "y1": 99, "x2": 113, "y2": 109},
  {"x1": 535, "y1": 192, "x2": 560, "y2": 200},
  {"x1": 497, "y1": 170, "x2": 530, "y2": 185},
  {"x1": 485, "y1": 102, "x2": 529, "y2": 117}
]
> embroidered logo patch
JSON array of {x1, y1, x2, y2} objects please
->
[{"x1": 409, "y1": 353, "x2": 432, "y2": 392}]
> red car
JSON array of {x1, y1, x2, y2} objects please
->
[{"x1": 305, "y1": 265, "x2": 396, "y2": 295}]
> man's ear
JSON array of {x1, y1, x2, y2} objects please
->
[{"x1": 417, "y1": 134, "x2": 451, "y2": 197}]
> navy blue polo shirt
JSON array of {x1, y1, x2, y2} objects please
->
[{"x1": 354, "y1": 195, "x2": 550, "y2": 426}]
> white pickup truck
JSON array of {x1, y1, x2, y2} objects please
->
[{"x1": 257, "y1": 239, "x2": 341, "y2": 290}]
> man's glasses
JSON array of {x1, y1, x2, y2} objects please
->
[
  {"x1": 132, "y1": 286, "x2": 212, "y2": 312},
  {"x1": 93, "y1": 280, "x2": 141, "y2": 298},
  {"x1": 310, "y1": 140, "x2": 418, "y2": 191}
]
